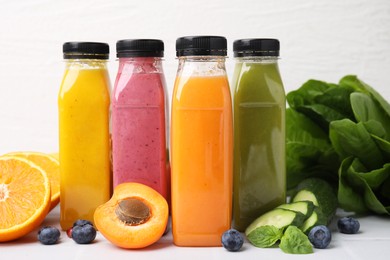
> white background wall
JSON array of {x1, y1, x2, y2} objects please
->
[{"x1": 0, "y1": 0, "x2": 389, "y2": 154}]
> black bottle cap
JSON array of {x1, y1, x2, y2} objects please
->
[
  {"x1": 176, "y1": 36, "x2": 227, "y2": 57},
  {"x1": 63, "y1": 42, "x2": 109, "y2": 59},
  {"x1": 116, "y1": 39, "x2": 164, "y2": 58},
  {"x1": 233, "y1": 38, "x2": 279, "y2": 57}
]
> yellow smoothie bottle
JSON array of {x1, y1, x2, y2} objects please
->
[{"x1": 58, "y1": 42, "x2": 111, "y2": 230}]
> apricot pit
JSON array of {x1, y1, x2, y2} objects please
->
[{"x1": 115, "y1": 198, "x2": 151, "y2": 225}]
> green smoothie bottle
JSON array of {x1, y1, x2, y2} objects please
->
[{"x1": 232, "y1": 39, "x2": 286, "y2": 232}]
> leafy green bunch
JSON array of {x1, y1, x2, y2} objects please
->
[{"x1": 286, "y1": 75, "x2": 390, "y2": 215}]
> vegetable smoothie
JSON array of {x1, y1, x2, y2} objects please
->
[{"x1": 232, "y1": 40, "x2": 286, "y2": 232}]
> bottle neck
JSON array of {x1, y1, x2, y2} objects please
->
[
  {"x1": 64, "y1": 59, "x2": 108, "y2": 70},
  {"x1": 177, "y1": 56, "x2": 227, "y2": 77},
  {"x1": 118, "y1": 57, "x2": 163, "y2": 74}
]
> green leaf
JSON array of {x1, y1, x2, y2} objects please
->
[
  {"x1": 358, "y1": 164, "x2": 390, "y2": 190},
  {"x1": 287, "y1": 143, "x2": 339, "y2": 189},
  {"x1": 340, "y1": 75, "x2": 390, "y2": 119},
  {"x1": 286, "y1": 109, "x2": 329, "y2": 145},
  {"x1": 247, "y1": 225, "x2": 283, "y2": 248},
  {"x1": 350, "y1": 92, "x2": 390, "y2": 139},
  {"x1": 279, "y1": 226, "x2": 313, "y2": 254},
  {"x1": 315, "y1": 86, "x2": 356, "y2": 119},
  {"x1": 363, "y1": 121, "x2": 387, "y2": 140},
  {"x1": 380, "y1": 177, "x2": 390, "y2": 200},
  {"x1": 287, "y1": 81, "x2": 356, "y2": 132},
  {"x1": 371, "y1": 135, "x2": 390, "y2": 161},
  {"x1": 338, "y1": 157, "x2": 368, "y2": 213},
  {"x1": 338, "y1": 157, "x2": 390, "y2": 215},
  {"x1": 287, "y1": 80, "x2": 332, "y2": 108},
  {"x1": 329, "y1": 119, "x2": 384, "y2": 170},
  {"x1": 286, "y1": 109, "x2": 339, "y2": 189},
  {"x1": 296, "y1": 104, "x2": 348, "y2": 131}
]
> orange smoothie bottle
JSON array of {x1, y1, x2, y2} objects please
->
[
  {"x1": 58, "y1": 42, "x2": 111, "y2": 230},
  {"x1": 171, "y1": 36, "x2": 233, "y2": 246}
]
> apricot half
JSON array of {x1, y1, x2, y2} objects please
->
[{"x1": 94, "y1": 182, "x2": 168, "y2": 249}]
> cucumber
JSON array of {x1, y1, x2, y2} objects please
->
[
  {"x1": 301, "y1": 207, "x2": 327, "y2": 234},
  {"x1": 292, "y1": 178, "x2": 338, "y2": 223},
  {"x1": 245, "y1": 208, "x2": 307, "y2": 236},
  {"x1": 276, "y1": 201, "x2": 315, "y2": 218}
]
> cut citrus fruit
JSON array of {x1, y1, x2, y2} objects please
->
[
  {"x1": 5, "y1": 152, "x2": 60, "y2": 211},
  {"x1": 49, "y1": 152, "x2": 59, "y2": 161},
  {"x1": 0, "y1": 156, "x2": 51, "y2": 242}
]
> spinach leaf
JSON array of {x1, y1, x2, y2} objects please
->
[
  {"x1": 287, "y1": 80, "x2": 332, "y2": 107},
  {"x1": 371, "y1": 135, "x2": 390, "y2": 161},
  {"x1": 286, "y1": 109, "x2": 339, "y2": 189},
  {"x1": 380, "y1": 177, "x2": 390, "y2": 201},
  {"x1": 287, "y1": 80, "x2": 356, "y2": 132},
  {"x1": 350, "y1": 92, "x2": 390, "y2": 139},
  {"x1": 329, "y1": 119, "x2": 384, "y2": 170},
  {"x1": 340, "y1": 75, "x2": 390, "y2": 118},
  {"x1": 338, "y1": 157, "x2": 368, "y2": 213},
  {"x1": 286, "y1": 109, "x2": 330, "y2": 147},
  {"x1": 338, "y1": 157, "x2": 390, "y2": 215},
  {"x1": 363, "y1": 120, "x2": 387, "y2": 140}
]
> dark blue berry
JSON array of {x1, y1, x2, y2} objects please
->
[
  {"x1": 337, "y1": 217, "x2": 360, "y2": 234},
  {"x1": 72, "y1": 224, "x2": 96, "y2": 244},
  {"x1": 221, "y1": 229, "x2": 244, "y2": 252},
  {"x1": 73, "y1": 219, "x2": 93, "y2": 227},
  {"x1": 38, "y1": 226, "x2": 60, "y2": 245},
  {"x1": 308, "y1": 225, "x2": 331, "y2": 249}
]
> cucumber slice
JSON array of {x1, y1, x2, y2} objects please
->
[
  {"x1": 292, "y1": 178, "x2": 338, "y2": 223},
  {"x1": 301, "y1": 207, "x2": 327, "y2": 234},
  {"x1": 277, "y1": 201, "x2": 315, "y2": 218},
  {"x1": 245, "y1": 208, "x2": 306, "y2": 236}
]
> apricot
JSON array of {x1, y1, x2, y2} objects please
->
[{"x1": 94, "y1": 182, "x2": 168, "y2": 249}]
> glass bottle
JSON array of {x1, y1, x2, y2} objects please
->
[
  {"x1": 112, "y1": 39, "x2": 169, "y2": 201},
  {"x1": 58, "y1": 42, "x2": 111, "y2": 230},
  {"x1": 171, "y1": 36, "x2": 233, "y2": 246},
  {"x1": 232, "y1": 38, "x2": 286, "y2": 231}
]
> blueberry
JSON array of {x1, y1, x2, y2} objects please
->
[
  {"x1": 308, "y1": 225, "x2": 332, "y2": 249},
  {"x1": 73, "y1": 219, "x2": 93, "y2": 227},
  {"x1": 38, "y1": 226, "x2": 61, "y2": 245},
  {"x1": 72, "y1": 224, "x2": 96, "y2": 244},
  {"x1": 337, "y1": 217, "x2": 360, "y2": 234},
  {"x1": 221, "y1": 229, "x2": 244, "y2": 252}
]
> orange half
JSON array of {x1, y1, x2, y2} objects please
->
[
  {"x1": 0, "y1": 156, "x2": 51, "y2": 242},
  {"x1": 5, "y1": 152, "x2": 60, "y2": 210}
]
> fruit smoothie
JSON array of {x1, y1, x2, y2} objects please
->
[
  {"x1": 112, "y1": 57, "x2": 168, "y2": 200},
  {"x1": 232, "y1": 39, "x2": 286, "y2": 232},
  {"x1": 171, "y1": 75, "x2": 233, "y2": 246},
  {"x1": 59, "y1": 59, "x2": 111, "y2": 230}
]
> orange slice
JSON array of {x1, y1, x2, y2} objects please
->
[
  {"x1": 49, "y1": 153, "x2": 59, "y2": 161},
  {"x1": 0, "y1": 156, "x2": 51, "y2": 242},
  {"x1": 5, "y1": 152, "x2": 60, "y2": 211}
]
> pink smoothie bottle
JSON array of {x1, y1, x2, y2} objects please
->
[{"x1": 112, "y1": 39, "x2": 169, "y2": 201}]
